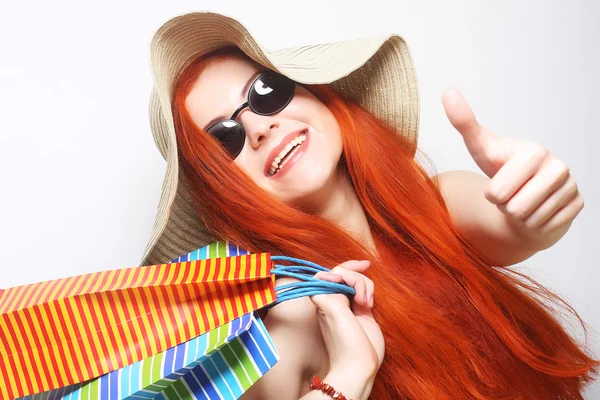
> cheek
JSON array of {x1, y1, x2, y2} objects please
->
[
  {"x1": 233, "y1": 153, "x2": 265, "y2": 189},
  {"x1": 232, "y1": 154, "x2": 250, "y2": 175},
  {"x1": 311, "y1": 128, "x2": 343, "y2": 167},
  {"x1": 233, "y1": 95, "x2": 344, "y2": 204},
  {"x1": 314, "y1": 110, "x2": 344, "y2": 161},
  {"x1": 285, "y1": 103, "x2": 343, "y2": 183}
]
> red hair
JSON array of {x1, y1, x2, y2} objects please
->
[{"x1": 172, "y1": 47, "x2": 599, "y2": 399}]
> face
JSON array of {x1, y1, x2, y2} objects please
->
[{"x1": 184, "y1": 53, "x2": 344, "y2": 209}]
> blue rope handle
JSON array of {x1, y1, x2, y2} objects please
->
[{"x1": 268, "y1": 256, "x2": 356, "y2": 308}]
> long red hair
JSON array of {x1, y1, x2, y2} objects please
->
[{"x1": 171, "y1": 47, "x2": 599, "y2": 399}]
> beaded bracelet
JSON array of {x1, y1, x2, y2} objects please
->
[{"x1": 310, "y1": 375, "x2": 353, "y2": 400}]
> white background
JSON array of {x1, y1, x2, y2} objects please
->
[{"x1": 0, "y1": 0, "x2": 598, "y2": 396}]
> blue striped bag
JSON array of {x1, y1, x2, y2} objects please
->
[{"x1": 15, "y1": 241, "x2": 279, "y2": 400}]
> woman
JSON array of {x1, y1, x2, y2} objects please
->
[{"x1": 141, "y1": 11, "x2": 599, "y2": 399}]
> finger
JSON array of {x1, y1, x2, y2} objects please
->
[
  {"x1": 364, "y1": 279, "x2": 374, "y2": 308},
  {"x1": 485, "y1": 144, "x2": 547, "y2": 204},
  {"x1": 442, "y1": 87, "x2": 504, "y2": 176},
  {"x1": 351, "y1": 298, "x2": 375, "y2": 317},
  {"x1": 313, "y1": 271, "x2": 344, "y2": 283},
  {"x1": 335, "y1": 260, "x2": 370, "y2": 273},
  {"x1": 442, "y1": 87, "x2": 481, "y2": 140},
  {"x1": 498, "y1": 157, "x2": 570, "y2": 220},
  {"x1": 316, "y1": 270, "x2": 375, "y2": 308},
  {"x1": 335, "y1": 262, "x2": 375, "y2": 307},
  {"x1": 524, "y1": 176, "x2": 580, "y2": 229},
  {"x1": 330, "y1": 266, "x2": 369, "y2": 306},
  {"x1": 537, "y1": 193, "x2": 584, "y2": 234}
]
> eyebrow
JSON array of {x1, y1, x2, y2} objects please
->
[{"x1": 203, "y1": 70, "x2": 265, "y2": 131}]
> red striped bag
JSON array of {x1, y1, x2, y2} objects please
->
[{"x1": 0, "y1": 253, "x2": 277, "y2": 400}]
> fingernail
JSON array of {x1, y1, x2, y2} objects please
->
[
  {"x1": 359, "y1": 260, "x2": 370, "y2": 264},
  {"x1": 369, "y1": 295, "x2": 374, "y2": 307}
]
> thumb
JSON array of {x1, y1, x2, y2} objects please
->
[{"x1": 442, "y1": 87, "x2": 506, "y2": 177}]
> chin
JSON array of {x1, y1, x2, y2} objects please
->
[{"x1": 279, "y1": 165, "x2": 340, "y2": 208}]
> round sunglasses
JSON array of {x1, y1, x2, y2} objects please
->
[{"x1": 205, "y1": 70, "x2": 296, "y2": 159}]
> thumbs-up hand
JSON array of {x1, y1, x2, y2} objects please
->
[{"x1": 441, "y1": 87, "x2": 584, "y2": 236}]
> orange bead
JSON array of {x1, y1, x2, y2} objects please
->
[{"x1": 310, "y1": 376, "x2": 350, "y2": 400}]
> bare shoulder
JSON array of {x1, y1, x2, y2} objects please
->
[
  {"x1": 239, "y1": 278, "x2": 326, "y2": 399},
  {"x1": 433, "y1": 169, "x2": 489, "y2": 222},
  {"x1": 433, "y1": 170, "x2": 487, "y2": 199}
]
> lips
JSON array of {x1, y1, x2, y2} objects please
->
[{"x1": 264, "y1": 128, "x2": 308, "y2": 177}]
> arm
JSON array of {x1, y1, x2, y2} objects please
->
[
  {"x1": 239, "y1": 296, "x2": 321, "y2": 399},
  {"x1": 435, "y1": 170, "x2": 543, "y2": 266},
  {"x1": 438, "y1": 88, "x2": 583, "y2": 267},
  {"x1": 242, "y1": 263, "x2": 382, "y2": 400},
  {"x1": 299, "y1": 370, "x2": 373, "y2": 400},
  {"x1": 241, "y1": 298, "x2": 372, "y2": 400}
]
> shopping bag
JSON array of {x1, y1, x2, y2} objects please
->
[
  {"x1": 4, "y1": 239, "x2": 352, "y2": 400},
  {"x1": 17, "y1": 240, "x2": 279, "y2": 400},
  {"x1": 0, "y1": 246, "x2": 277, "y2": 399},
  {"x1": 15, "y1": 311, "x2": 277, "y2": 400}
]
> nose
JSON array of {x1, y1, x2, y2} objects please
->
[{"x1": 238, "y1": 110, "x2": 279, "y2": 149}]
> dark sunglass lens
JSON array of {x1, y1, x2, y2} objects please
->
[
  {"x1": 248, "y1": 72, "x2": 295, "y2": 115},
  {"x1": 206, "y1": 120, "x2": 245, "y2": 159}
]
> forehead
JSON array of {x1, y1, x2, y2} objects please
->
[{"x1": 185, "y1": 54, "x2": 262, "y2": 130}]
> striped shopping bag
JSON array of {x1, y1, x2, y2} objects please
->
[
  {"x1": 0, "y1": 246, "x2": 277, "y2": 400},
  {"x1": 12, "y1": 240, "x2": 280, "y2": 400},
  {"x1": 15, "y1": 311, "x2": 277, "y2": 400},
  {"x1": 3, "y1": 239, "x2": 353, "y2": 400}
]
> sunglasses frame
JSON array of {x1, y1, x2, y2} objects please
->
[{"x1": 205, "y1": 70, "x2": 297, "y2": 159}]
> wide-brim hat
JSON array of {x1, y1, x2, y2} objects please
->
[{"x1": 139, "y1": 10, "x2": 420, "y2": 267}]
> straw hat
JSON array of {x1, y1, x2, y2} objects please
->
[{"x1": 139, "y1": 10, "x2": 420, "y2": 267}]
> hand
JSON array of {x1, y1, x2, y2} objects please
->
[
  {"x1": 311, "y1": 260, "x2": 385, "y2": 381},
  {"x1": 442, "y1": 87, "x2": 584, "y2": 236}
]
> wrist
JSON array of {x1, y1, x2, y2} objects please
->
[{"x1": 318, "y1": 369, "x2": 374, "y2": 400}]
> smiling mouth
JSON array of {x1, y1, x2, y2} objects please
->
[{"x1": 268, "y1": 131, "x2": 307, "y2": 176}]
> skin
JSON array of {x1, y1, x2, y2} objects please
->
[
  {"x1": 185, "y1": 53, "x2": 585, "y2": 270},
  {"x1": 183, "y1": 53, "x2": 585, "y2": 398},
  {"x1": 185, "y1": 53, "x2": 379, "y2": 398},
  {"x1": 184, "y1": 54, "x2": 376, "y2": 251},
  {"x1": 438, "y1": 87, "x2": 584, "y2": 266}
]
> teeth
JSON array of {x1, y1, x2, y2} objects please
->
[{"x1": 269, "y1": 132, "x2": 307, "y2": 176}]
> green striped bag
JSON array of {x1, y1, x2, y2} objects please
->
[{"x1": 16, "y1": 241, "x2": 279, "y2": 400}]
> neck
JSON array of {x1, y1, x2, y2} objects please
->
[{"x1": 301, "y1": 163, "x2": 376, "y2": 256}]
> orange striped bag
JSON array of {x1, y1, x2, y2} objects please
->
[{"x1": 0, "y1": 252, "x2": 277, "y2": 400}]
